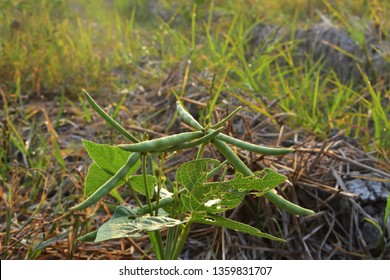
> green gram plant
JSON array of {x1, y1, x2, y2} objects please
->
[{"x1": 71, "y1": 90, "x2": 313, "y2": 259}]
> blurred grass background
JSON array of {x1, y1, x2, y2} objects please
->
[{"x1": 1, "y1": 0, "x2": 389, "y2": 150}]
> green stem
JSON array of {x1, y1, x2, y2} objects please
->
[
  {"x1": 171, "y1": 217, "x2": 193, "y2": 260},
  {"x1": 136, "y1": 197, "x2": 174, "y2": 216},
  {"x1": 165, "y1": 227, "x2": 176, "y2": 259},
  {"x1": 141, "y1": 155, "x2": 166, "y2": 259},
  {"x1": 196, "y1": 143, "x2": 206, "y2": 159},
  {"x1": 148, "y1": 231, "x2": 165, "y2": 260},
  {"x1": 141, "y1": 154, "x2": 154, "y2": 216},
  {"x1": 126, "y1": 182, "x2": 143, "y2": 208},
  {"x1": 154, "y1": 155, "x2": 165, "y2": 216}
]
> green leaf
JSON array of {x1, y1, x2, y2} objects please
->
[
  {"x1": 128, "y1": 175, "x2": 156, "y2": 199},
  {"x1": 32, "y1": 231, "x2": 70, "y2": 252},
  {"x1": 176, "y1": 158, "x2": 220, "y2": 191},
  {"x1": 177, "y1": 158, "x2": 241, "y2": 213},
  {"x1": 192, "y1": 213, "x2": 285, "y2": 242},
  {"x1": 78, "y1": 230, "x2": 98, "y2": 242},
  {"x1": 82, "y1": 140, "x2": 142, "y2": 197},
  {"x1": 233, "y1": 168, "x2": 286, "y2": 194},
  {"x1": 176, "y1": 159, "x2": 286, "y2": 213},
  {"x1": 181, "y1": 182, "x2": 245, "y2": 213},
  {"x1": 85, "y1": 163, "x2": 123, "y2": 196},
  {"x1": 95, "y1": 215, "x2": 186, "y2": 242},
  {"x1": 82, "y1": 139, "x2": 140, "y2": 175},
  {"x1": 78, "y1": 206, "x2": 140, "y2": 242}
]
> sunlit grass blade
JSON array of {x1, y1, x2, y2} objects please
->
[{"x1": 384, "y1": 195, "x2": 390, "y2": 236}]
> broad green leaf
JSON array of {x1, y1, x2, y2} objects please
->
[
  {"x1": 230, "y1": 168, "x2": 286, "y2": 194},
  {"x1": 176, "y1": 159, "x2": 286, "y2": 213},
  {"x1": 95, "y1": 215, "x2": 186, "y2": 242},
  {"x1": 84, "y1": 163, "x2": 123, "y2": 196},
  {"x1": 192, "y1": 213, "x2": 285, "y2": 242},
  {"x1": 176, "y1": 158, "x2": 220, "y2": 191},
  {"x1": 128, "y1": 175, "x2": 156, "y2": 199},
  {"x1": 177, "y1": 158, "x2": 240, "y2": 213},
  {"x1": 78, "y1": 230, "x2": 98, "y2": 242},
  {"x1": 78, "y1": 206, "x2": 139, "y2": 242},
  {"x1": 82, "y1": 139, "x2": 140, "y2": 175},
  {"x1": 181, "y1": 182, "x2": 245, "y2": 213}
]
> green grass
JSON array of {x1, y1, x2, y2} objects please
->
[
  {"x1": 1, "y1": 0, "x2": 388, "y2": 152},
  {"x1": 1, "y1": 0, "x2": 389, "y2": 259}
]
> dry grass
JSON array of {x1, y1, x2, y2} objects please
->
[{"x1": 2, "y1": 67, "x2": 389, "y2": 260}]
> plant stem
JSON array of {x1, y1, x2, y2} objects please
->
[
  {"x1": 141, "y1": 154, "x2": 154, "y2": 216},
  {"x1": 196, "y1": 143, "x2": 206, "y2": 159},
  {"x1": 141, "y1": 154, "x2": 166, "y2": 259},
  {"x1": 154, "y1": 155, "x2": 165, "y2": 216},
  {"x1": 148, "y1": 231, "x2": 165, "y2": 260},
  {"x1": 126, "y1": 182, "x2": 143, "y2": 207},
  {"x1": 136, "y1": 197, "x2": 174, "y2": 216},
  {"x1": 171, "y1": 217, "x2": 193, "y2": 260}
]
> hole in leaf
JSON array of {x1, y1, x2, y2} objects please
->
[{"x1": 204, "y1": 217, "x2": 216, "y2": 223}]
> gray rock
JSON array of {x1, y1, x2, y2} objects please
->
[
  {"x1": 345, "y1": 177, "x2": 390, "y2": 202},
  {"x1": 249, "y1": 21, "x2": 390, "y2": 84}
]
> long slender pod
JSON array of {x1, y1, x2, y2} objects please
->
[
  {"x1": 216, "y1": 133, "x2": 294, "y2": 155},
  {"x1": 83, "y1": 89, "x2": 139, "y2": 143},
  {"x1": 176, "y1": 101, "x2": 204, "y2": 130},
  {"x1": 71, "y1": 152, "x2": 141, "y2": 211},
  {"x1": 159, "y1": 127, "x2": 224, "y2": 152},
  {"x1": 212, "y1": 139, "x2": 313, "y2": 216},
  {"x1": 118, "y1": 131, "x2": 203, "y2": 153},
  {"x1": 176, "y1": 101, "x2": 294, "y2": 155}
]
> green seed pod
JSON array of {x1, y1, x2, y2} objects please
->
[
  {"x1": 118, "y1": 131, "x2": 203, "y2": 153},
  {"x1": 216, "y1": 133, "x2": 294, "y2": 155},
  {"x1": 83, "y1": 90, "x2": 139, "y2": 143},
  {"x1": 71, "y1": 152, "x2": 141, "y2": 211},
  {"x1": 176, "y1": 101, "x2": 294, "y2": 155},
  {"x1": 158, "y1": 127, "x2": 224, "y2": 152},
  {"x1": 176, "y1": 101, "x2": 204, "y2": 130}
]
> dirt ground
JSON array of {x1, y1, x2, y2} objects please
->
[{"x1": 4, "y1": 67, "x2": 387, "y2": 260}]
